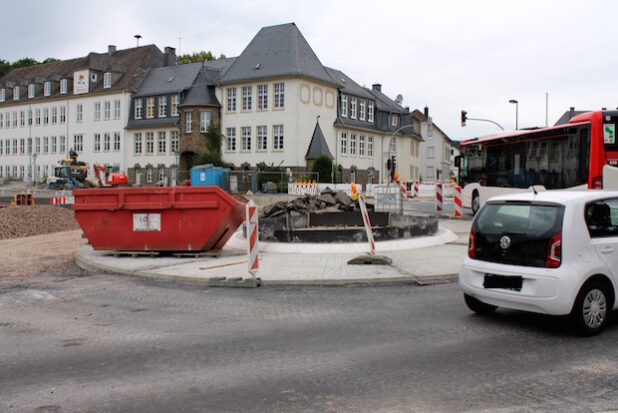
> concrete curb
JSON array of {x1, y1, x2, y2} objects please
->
[{"x1": 74, "y1": 246, "x2": 460, "y2": 288}]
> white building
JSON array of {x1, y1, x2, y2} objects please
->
[
  {"x1": 415, "y1": 108, "x2": 454, "y2": 183},
  {"x1": 0, "y1": 44, "x2": 168, "y2": 181}
]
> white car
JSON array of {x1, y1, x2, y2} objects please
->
[{"x1": 459, "y1": 190, "x2": 618, "y2": 335}]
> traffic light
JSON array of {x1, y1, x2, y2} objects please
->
[
  {"x1": 390, "y1": 155, "x2": 397, "y2": 181},
  {"x1": 387, "y1": 158, "x2": 392, "y2": 171},
  {"x1": 461, "y1": 110, "x2": 467, "y2": 127}
]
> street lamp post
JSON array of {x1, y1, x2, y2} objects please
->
[
  {"x1": 509, "y1": 99, "x2": 519, "y2": 130},
  {"x1": 32, "y1": 153, "x2": 37, "y2": 187},
  {"x1": 382, "y1": 124, "x2": 415, "y2": 184}
]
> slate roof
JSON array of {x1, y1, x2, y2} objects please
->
[
  {"x1": 412, "y1": 109, "x2": 453, "y2": 143},
  {"x1": 179, "y1": 68, "x2": 221, "y2": 107},
  {"x1": 325, "y1": 67, "x2": 374, "y2": 100},
  {"x1": 0, "y1": 45, "x2": 163, "y2": 106},
  {"x1": 305, "y1": 121, "x2": 333, "y2": 160},
  {"x1": 134, "y1": 62, "x2": 202, "y2": 97},
  {"x1": 219, "y1": 23, "x2": 336, "y2": 86},
  {"x1": 369, "y1": 87, "x2": 408, "y2": 114}
]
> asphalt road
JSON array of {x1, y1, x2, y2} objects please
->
[{"x1": 2, "y1": 268, "x2": 618, "y2": 413}]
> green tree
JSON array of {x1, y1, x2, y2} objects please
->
[
  {"x1": 42, "y1": 57, "x2": 60, "y2": 64},
  {"x1": 178, "y1": 51, "x2": 219, "y2": 64},
  {"x1": 11, "y1": 57, "x2": 39, "y2": 69},
  {"x1": 311, "y1": 155, "x2": 333, "y2": 183},
  {"x1": 193, "y1": 123, "x2": 230, "y2": 168},
  {"x1": 0, "y1": 59, "x2": 11, "y2": 77}
]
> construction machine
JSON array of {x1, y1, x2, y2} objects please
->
[
  {"x1": 93, "y1": 163, "x2": 128, "y2": 187},
  {"x1": 46, "y1": 150, "x2": 88, "y2": 190}
]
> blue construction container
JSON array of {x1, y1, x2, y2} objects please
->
[{"x1": 191, "y1": 165, "x2": 230, "y2": 191}]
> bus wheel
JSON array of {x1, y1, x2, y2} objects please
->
[{"x1": 471, "y1": 191, "x2": 480, "y2": 215}]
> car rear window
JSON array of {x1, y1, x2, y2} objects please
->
[{"x1": 473, "y1": 202, "x2": 565, "y2": 267}]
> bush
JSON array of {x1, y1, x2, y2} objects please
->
[{"x1": 311, "y1": 155, "x2": 333, "y2": 183}]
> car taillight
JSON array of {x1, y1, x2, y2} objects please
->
[
  {"x1": 592, "y1": 175, "x2": 603, "y2": 189},
  {"x1": 546, "y1": 233, "x2": 562, "y2": 268},
  {"x1": 468, "y1": 227, "x2": 476, "y2": 258}
]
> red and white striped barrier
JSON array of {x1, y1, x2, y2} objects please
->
[
  {"x1": 288, "y1": 180, "x2": 318, "y2": 196},
  {"x1": 246, "y1": 200, "x2": 259, "y2": 276},
  {"x1": 51, "y1": 196, "x2": 66, "y2": 205},
  {"x1": 413, "y1": 180, "x2": 419, "y2": 198},
  {"x1": 358, "y1": 193, "x2": 376, "y2": 255},
  {"x1": 436, "y1": 181, "x2": 443, "y2": 212},
  {"x1": 454, "y1": 185, "x2": 463, "y2": 218},
  {"x1": 401, "y1": 179, "x2": 407, "y2": 198}
]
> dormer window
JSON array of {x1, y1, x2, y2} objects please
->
[
  {"x1": 91, "y1": 73, "x2": 97, "y2": 82},
  {"x1": 28, "y1": 84, "x2": 35, "y2": 98},
  {"x1": 44, "y1": 82, "x2": 51, "y2": 97},
  {"x1": 368, "y1": 101, "x2": 374, "y2": 123},
  {"x1": 341, "y1": 95, "x2": 348, "y2": 117},
  {"x1": 103, "y1": 72, "x2": 111, "y2": 88},
  {"x1": 60, "y1": 79, "x2": 67, "y2": 94},
  {"x1": 13, "y1": 86, "x2": 19, "y2": 100},
  {"x1": 0, "y1": 89, "x2": 4, "y2": 102}
]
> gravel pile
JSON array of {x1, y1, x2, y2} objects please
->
[{"x1": 0, "y1": 206, "x2": 80, "y2": 240}]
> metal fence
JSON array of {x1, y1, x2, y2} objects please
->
[
  {"x1": 373, "y1": 184, "x2": 403, "y2": 214},
  {"x1": 255, "y1": 171, "x2": 319, "y2": 194}
]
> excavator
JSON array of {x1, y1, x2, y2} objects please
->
[
  {"x1": 46, "y1": 150, "x2": 88, "y2": 190},
  {"x1": 92, "y1": 163, "x2": 128, "y2": 187}
]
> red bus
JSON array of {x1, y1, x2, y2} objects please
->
[{"x1": 458, "y1": 110, "x2": 618, "y2": 214}]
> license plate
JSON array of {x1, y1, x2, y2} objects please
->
[{"x1": 483, "y1": 274, "x2": 522, "y2": 291}]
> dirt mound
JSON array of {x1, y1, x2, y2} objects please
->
[{"x1": 0, "y1": 206, "x2": 80, "y2": 240}]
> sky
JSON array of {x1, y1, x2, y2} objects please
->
[{"x1": 3, "y1": 0, "x2": 618, "y2": 141}]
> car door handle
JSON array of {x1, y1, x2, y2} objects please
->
[{"x1": 601, "y1": 246, "x2": 614, "y2": 254}]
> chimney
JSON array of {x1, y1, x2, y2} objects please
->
[
  {"x1": 164, "y1": 47, "x2": 177, "y2": 66},
  {"x1": 569, "y1": 107, "x2": 574, "y2": 119},
  {"x1": 108, "y1": 45, "x2": 117, "y2": 55},
  {"x1": 424, "y1": 106, "x2": 429, "y2": 118},
  {"x1": 372, "y1": 83, "x2": 381, "y2": 92}
]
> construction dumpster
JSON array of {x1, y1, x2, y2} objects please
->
[{"x1": 73, "y1": 186, "x2": 245, "y2": 252}]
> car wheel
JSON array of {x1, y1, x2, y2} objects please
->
[
  {"x1": 571, "y1": 282, "x2": 610, "y2": 336},
  {"x1": 464, "y1": 294, "x2": 497, "y2": 315},
  {"x1": 471, "y1": 191, "x2": 480, "y2": 215}
]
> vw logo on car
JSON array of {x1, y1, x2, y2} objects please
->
[{"x1": 499, "y1": 235, "x2": 511, "y2": 250}]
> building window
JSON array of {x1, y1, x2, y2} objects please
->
[
  {"x1": 94, "y1": 133, "x2": 101, "y2": 152},
  {"x1": 391, "y1": 114, "x2": 399, "y2": 127},
  {"x1": 350, "y1": 98, "x2": 357, "y2": 119},
  {"x1": 368, "y1": 136, "x2": 374, "y2": 157},
  {"x1": 43, "y1": 82, "x2": 51, "y2": 97},
  {"x1": 158, "y1": 131, "x2": 166, "y2": 154},
  {"x1": 104, "y1": 72, "x2": 112, "y2": 88},
  {"x1": 103, "y1": 133, "x2": 111, "y2": 152},
  {"x1": 134, "y1": 99, "x2": 143, "y2": 119},
  {"x1": 340, "y1": 132, "x2": 347, "y2": 155},
  {"x1": 60, "y1": 79, "x2": 67, "y2": 94},
  {"x1": 158, "y1": 96, "x2": 167, "y2": 117},
  {"x1": 341, "y1": 95, "x2": 348, "y2": 117},
  {"x1": 4, "y1": 111, "x2": 8, "y2": 128},
  {"x1": 0, "y1": 113, "x2": 2, "y2": 130},
  {"x1": 368, "y1": 102, "x2": 374, "y2": 123},
  {"x1": 257, "y1": 125, "x2": 267, "y2": 151},
  {"x1": 12, "y1": 111, "x2": 17, "y2": 127},
  {"x1": 241, "y1": 127, "x2": 251, "y2": 151},
  {"x1": 258, "y1": 84, "x2": 268, "y2": 110},
  {"x1": 13, "y1": 86, "x2": 20, "y2": 100},
  {"x1": 167, "y1": 130, "x2": 177, "y2": 154},
  {"x1": 171, "y1": 94, "x2": 179, "y2": 116},
  {"x1": 43, "y1": 108, "x2": 48, "y2": 125},
  {"x1": 242, "y1": 86, "x2": 252, "y2": 111},
  {"x1": 146, "y1": 132, "x2": 154, "y2": 154},
  {"x1": 113, "y1": 132, "x2": 120, "y2": 151},
  {"x1": 359, "y1": 135, "x2": 365, "y2": 157},
  {"x1": 114, "y1": 100, "x2": 120, "y2": 119},
  {"x1": 0, "y1": 89, "x2": 4, "y2": 102},
  {"x1": 158, "y1": 169, "x2": 166, "y2": 183},
  {"x1": 426, "y1": 166, "x2": 434, "y2": 179},
  {"x1": 12, "y1": 138, "x2": 17, "y2": 154},
  {"x1": 20, "y1": 110, "x2": 25, "y2": 127},
  {"x1": 390, "y1": 138, "x2": 397, "y2": 152},
  {"x1": 0, "y1": 139, "x2": 2, "y2": 156},
  {"x1": 226, "y1": 127, "x2": 236, "y2": 151},
  {"x1": 427, "y1": 146, "x2": 435, "y2": 159},
  {"x1": 359, "y1": 100, "x2": 366, "y2": 121},
  {"x1": 273, "y1": 124, "x2": 284, "y2": 150},
  {"x1": 27, "y1": 138, "x2": 32, "y2": 154},
  {"x1": 35, "y1": 137, "x2": 40, "y2": 154},
  {"x1": 226, "y1": 88, "x2": 236, "y2": 112},
  {"x1": 51, "y1": 136, "x2": 57, "y2": 153},
  {"x1": 76, "y1": 104, "x2": 83, "y2": 122},
  {"x1": 51, "y1": 107, "x2": 57, "y2": 124},
  {"x1": 73, "y1": 134, "x2": 83, "y2": 152},
  {"x1": 350, "y1": 134, "x2": 356, "y2": 156},
  {"x1": 28, "y1": 84, "x2": 35, "y2": 98},
  {"x1": 60, "y1": 106, "x2": 66, "y2": 123},
  {"x1": 104, "y1": 101, "x2": 111, "y2": 120},
  {"x1": 146, "y1": 97, "x2": 155, "y2": 118},
  {"x1": 200, "y1": 111, "x2": 211, "y2": 132},
  {"x1": 19, "y1": 166, "x2": 24, "y2": 178},
  {"x1": 35, "y1": 109, "x2": 41, "y2": 126},
  {"x1": 134, "y1": 133, "x2": 142, "y2": 155},
  {"x1": 147, "y1": 169, "x2": 153, "y2": 184},
  {"x1": 185, "y1": 112, "x2": 192, "y2": 133},
  {"x1": 273, "y1": 83, "x2": 284, "y2": 109},
  {"x1": 59, "y1": 135, "x2": 66, "y2": 153}
]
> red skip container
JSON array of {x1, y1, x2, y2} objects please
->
[{"x1": 73, "y1": 186, "x2": 245, "y2": 252}]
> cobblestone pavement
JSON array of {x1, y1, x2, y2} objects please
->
[{"x1": 2, "y1": 269, "x2": 618, "y2": 412}]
